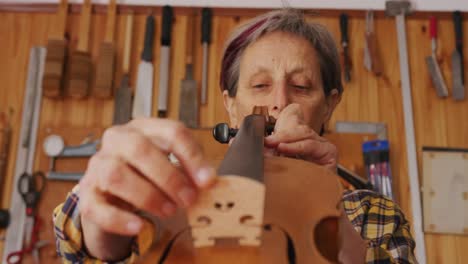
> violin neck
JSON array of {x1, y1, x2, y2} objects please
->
[{"x1": 217, "y1": 114, "x2": 266, "y2": 182}]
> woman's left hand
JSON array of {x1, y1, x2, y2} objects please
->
[{"x1": 264, "y1": 104, "x2": 338, "y2": 172}]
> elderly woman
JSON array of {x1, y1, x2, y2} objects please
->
[{"x1": 54, "y1": 9, "x2": 417, "y2": 263}]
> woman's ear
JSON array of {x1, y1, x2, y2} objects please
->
[
  {"x1": 223, "y1": 90, "x2": 238, "y2": 127},
  {"x1": 323, "y1": 89, "x2": 341, "y2": 122}
]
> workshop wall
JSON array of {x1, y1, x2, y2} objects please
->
[{"x1": 0, "y1": 6, "x2": 467, "y2": 263}]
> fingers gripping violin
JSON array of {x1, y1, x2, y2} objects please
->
[{"x1": 138, "y1": 106, "x2": 366, "y2": 264}]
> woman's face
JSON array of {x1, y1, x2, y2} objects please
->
[{"x1": 223, "y1": 31, "x2": 340, "y2": 133}]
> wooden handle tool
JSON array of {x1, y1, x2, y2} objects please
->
[
  {"x1": 66, "y1": 0, "x2": 92, "y2": 99},
  {"x1": 93, "y1": 0, "x2": 117, "y2": 99},
  {"x1": 112, "y1": 13, "x2": 134, "y2": 125},
  {"x1": 43, "y1": 0, "x2": 68, "y2": 98}
]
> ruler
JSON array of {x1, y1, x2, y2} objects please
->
[
  {"x1": 386, "y1": 1, "x2": 426, "y2": 262},
  {"x1": 2, "y1": 47, "x2": 46, "y2": 263},
  {"x1": 335, "y1": 121, "x2": 387, "y2": 140}
]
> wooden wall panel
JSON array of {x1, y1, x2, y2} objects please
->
[{"x1": 0, "y1": 7, "x2": 467, "y2": 263}]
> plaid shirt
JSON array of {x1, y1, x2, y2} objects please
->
[{"x1": 53, "y1": 185, "x2": 417, "y2": 263}]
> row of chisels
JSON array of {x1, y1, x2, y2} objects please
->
[
  {"x1": 42, "y1": 2, "x2": 213, "y2": 128},
  {"x1": 127, "y1": 7, "x2": 212, "y2": 128}
]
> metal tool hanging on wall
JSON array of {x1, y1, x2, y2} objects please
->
[
  {"x1": 363, "y1": 10, "x2": 382, "y2": 76},
  {"x1": 425, "y1": 16, "x2": 448, "y2": 98},
  {"x1": 113, "y1": 12, "x2": 134, "y2": 125},
  {"x1": 132, "y1": 14, "x2": 155, "y2": 118},
  {"x1": 179, "y1": 12, "x2": 199, "y2": 128},
  {"x1": 201, "y1": 8, "x2": 212, "y2": 105},
  {"x1": 2, "y1": 47, "x2": 46, "y2": 264},
  {"x1": 65, "y1": 0, "x2": 92, "y2": 99},
  {"x1": 340, "y1": 13, "x2": 351, "y2": 82},
  {"x1": 452, "y1": 11, "x2": 465, "y2": 101},
  {"x1": 43, "y1": 0, "x2": 68, "y2": 99},
  {"x1": 385, "y1": 1, "x2": 426, "y2": 262},
  {"x1": 93, "y1": 0, "x2": 117, "y2": 99},
  {"x1": 157, "y1": 5, "x2": 174, "y2": 118},
  {"x1": 43, "y1": 134, "x2": 99, "y2": 181},
  {"x1": 0, "y1": 110, "x2": 12, "y2": 230}
]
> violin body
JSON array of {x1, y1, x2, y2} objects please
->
[
  {"x1": 137, "y1": 107, "x2": 365, "y2": 263},
  {"x1": 138, "y1": 158, "x2": 346, "y2": 264}
]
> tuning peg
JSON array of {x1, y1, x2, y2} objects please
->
[
  {"x1": 212, "y1": 123, "x2": 238, "y2": 144},
  {"x1": 212, "y1": 121, "x2": 276, "y2": 144}
]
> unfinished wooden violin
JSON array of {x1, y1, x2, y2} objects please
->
[{"x1": 137, "y1": 106, "x2": 365, "y2": 264}]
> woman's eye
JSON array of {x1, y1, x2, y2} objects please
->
[
  {"x1": 292, "y1": 85, "x2": 309, "y2": 90},
  {"x1": 253, "y1": 84, "x2": 268, "y2": 89}
]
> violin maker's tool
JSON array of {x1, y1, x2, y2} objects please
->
[
  {"x1": 132, "y1": 14, "x2": 155, "y2": 118},
  {"x1": 179, "y1": 12, "x2": 199, "y2": 128},
  {"x1": 335, "y1": 121, "x2": 387, "y2": 140},
  {"x1": 386, "y1": 1, "x2": 426, "y2": 262},
  {"x1": 0, "y1": 209, "x2": 9, "y2": 229},
  {"x1": 7, "y1": 171, "x2": 48, "y2": 264},
  {"x1": 113, "y1": 12, "x2": 134, "y2": 125},
  {"x1": 0, "y1": 110, "x2": 12, "y2": 229},
  {"x1": 43, "y1": 0, "x2": 68, "y2": 98},
  {"x1": 157, "y1": 5, "x2": 174, "y2": 117},
  {"x1": 0, "y1": 110, "x2": 12, "y2": 199},
  {"x1": 65, "y1": 0, "x2": 92, "y2": 99},
  {"x1": 93, "y1": 0, "x2": 117, "y2": 99},
  {"x1": 452, "y1": 11, "x2": 464, "y2": 100},
  {"x1": 425, "y1": 16, "x2": 448, "y2": 98},
  {"x1": 2, "y1": 47, "x2": 46, "y2": 264},
  {"x1": 201, "y1": 8, "x2": 212, "y2": 105},
  {"x1": 363, "y1": 10, "x2": 382, "y2": 76},
  {"x1": 43, "y1": 135, "x2": 99, "y2": 181},
  {"x1": 340, "y1": 13, "x2": 351, "y2": 82}
]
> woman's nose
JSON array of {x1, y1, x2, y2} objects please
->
[{"x1": 270, "y1": 83, "x2": 289, "y2": 115}]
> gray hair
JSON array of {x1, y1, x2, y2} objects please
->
[{"x1": 220, "y1": 9, "x2": 343, "y2": 97}]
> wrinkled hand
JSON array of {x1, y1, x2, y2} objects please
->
[
  {"x1": 78, "y1": 118, "x2": 216, "y2": 260},
  {"x1": 264, "y1": 104, "x2": 338, "y2": 172}
]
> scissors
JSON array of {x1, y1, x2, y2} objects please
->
[{"x1": 7, "y1": 171, "x2": 47, "y2": 264}]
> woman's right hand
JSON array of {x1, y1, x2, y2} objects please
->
[{"x1": 78, "y1": 118, "x2": 216, "y2": 260}]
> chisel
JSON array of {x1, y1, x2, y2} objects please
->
[
  {"x1": 179, "y1": 13, "x2": 199, "y2": 128},
  {"x1": 93, "y1": 0, "x2": 117, "y2": 99},
  {"x1": 158, "y1": 5, "x2": 173, "y2": 118},
  {"x1": 452, "y1": 11, "x2": 464, "y2": 101},
  {"x1": 113, "y1": 13, "x2": 134, "y2": 125},
  {"x1": 364, "y1": 10, "x2": 382, "y2": 76},
  {"x1": 43, "y1": 0, "x2": 68, "y2": 99},
  {"x1": 66, "y1": 0, "x2": 92, "y2": 99},
  {"x1": 0, "y1": 110, "x2": 12, "y2": 198},
  {"x1": 425, "y1": 16, "x2": 448, "y2": 98},
  {"x1": 340, "y1": 13, "x2": 351, "y2": 82},
  {"x1": 132, "y1": 15, "x2": 155, "y2": 118},
  {"x1": 201, "y1": 8, "x2": 212, "y2": 105}
]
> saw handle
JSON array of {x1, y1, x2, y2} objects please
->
[
  {"x1": 141, "y1": 15, "x2": 155, "y2": 61},
  {"x1": 453, "y1": 11, "x2": 463, "y2": 53},
  {"x1": 161, "y1": 6, "x2": 173, "y2": 46},
  {"x1": 201, "y1": 8, "x2": 212, "y2": 44},
  {"x1": 339, "y1": 13, "x2": 349, "y2": 43},
  {"x1": 429, "y1": 16, "x2": 437, "y2": 39}
]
